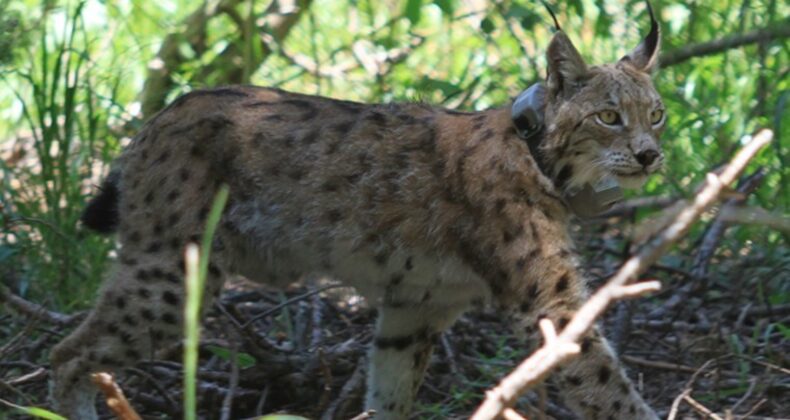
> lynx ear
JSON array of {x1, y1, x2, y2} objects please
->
[
  {"x1": 546, "y1": 32, "x2": 588, "y2": 98},
  {"x1": 620, "y1": 1, "x2": 660, "y2": 73}
]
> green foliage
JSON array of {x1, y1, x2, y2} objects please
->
[
  {"x1": 1, "y1": 1, "x2": 125, "y2": 308},
  {"x1": 0, "y1": 0, "x2": 787, "y2": 310},
  {"x1": 206, "y1": 345, "x2": 258, "y2": 368},
  {"x1": 0, "y1": 0, "x2": 23, "y2": 67}
]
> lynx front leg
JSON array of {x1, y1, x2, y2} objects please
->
[
  {"x1": 499, "y1": 249, "x2": 659, "y2": 419},
  {"x1": 552, "y1": 327, "x2": 658, "y2": 420},
  {"x1": 459, "y1": 198, "x2": 659, "y2": 419},
  {"x1": 366, "y1": 305, "x2": 463, "y2": 419}
]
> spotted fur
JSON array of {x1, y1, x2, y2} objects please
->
[{"x1": 50, "y1": 11, "x2": 665, "y2": 420}]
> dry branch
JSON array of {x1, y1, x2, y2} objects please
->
[
  {"x1": 648, "y1": 168, "x2": 766, "y2": 319},
  {"x1": 92, "y1": 372, "x2": 142, "y2": 420},
  {"x1": 596, "y1": 195, "x2": 677, "y2": 218},
  {"x1": 719, "y1": 206, "x2": 790, "y2": 233},
  {"x1": 140, "y1": 0, "x2": 231, "y2": 118},
  {"x1": 683, "y1": 393, "x2": 724, "y2": 420},
  {"x1": 348, "y1": 409, "x2": 376, "y2": 420},
  {"x1": 219, "y1": 346, "x2": 240, "y2": 420},
  {"x1": 321, "y1": 361, "x2": 366, "y2": 420},
  {"x1": 691, "y1": 168, "x2": 766, "y2": 279},
  {"x1": 471, "y1": 130, "x2": 773, "y2": 420},
  {"x1": 195, "y1": 0, "x2": 313, "y2": 84},
  {"x1": 660, "y1": 24, "x2": 790, "y2": 67},
  {"x1": 0, "y1": 285, "x2": 83, "y2": 326},
  {"x1": 141, "y1": 0, "x2": 312, "y2": 117}
]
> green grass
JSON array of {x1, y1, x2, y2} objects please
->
[
  {"x1": 183, "y1": 185, "x2": 229, "y2": 420},
  {"x1": 0, "y1": 398, "x2": 67, "y2": 420}
]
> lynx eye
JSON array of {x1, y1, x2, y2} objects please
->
[
  {"x1": 596, "y1": 110, "x2": 622, "y2": 126},
  {"x1": 650, "y1": 109, "x2": 664, "y2": 125}
]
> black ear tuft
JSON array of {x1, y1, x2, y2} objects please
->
[
  {"x1": 620, "y1": 1, "x2": 661, "y2": 73},
  {"x1": 81, "y1": 171, "x2": 121, "y2": 234},
  {"x1": 540, "y1": 0, "x2": 561, "y2": 32}
]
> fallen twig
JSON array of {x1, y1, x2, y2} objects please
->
[
  {"x1": 440, "y1": 333, "x2": 461, "y2": 377},
  {"x1": 242, "y1": 284, "x2": 346, "y2": 328},
  {"x1": 683, "y1": 393, "x2": 724, "y2": 420},
  {"x1": 349, "y1": 409, "x2": 376, "y2": 420},
  {"x1": 92, "y1": 372, "x2": 142, "y2": 420},
  {"x1": 668, "y1": 359, "x2": 716, "y2": 420},
  {"x1": 125, "y1": 367, "x2": 179, "y2": 416},
  {"x1": 6, "y1": 367, "x2": 46, "y2": 386},
  {"x1": 0, "y1": 378, "x2": 31, "y2": 404},
  {"x1": 219, "y1": 345, "x2": 240, "y2": 420},
  {"x1": 321, "y1": 360, "x2": 366, "y2": 420},
  {"x1": 738, "y1": 399, "x2": 768, "y2": 419},
  {"x1": 0, "y1": 316, "x2": 39, "y2": 360},
  {"x1": 729, "y1": 377, "x2": 758, "y2": 414},
  {"x1": 667, "y1": 388, "x2": 691, "y2": 420},
  {"x1": 316, "y1": 348, "x2": 333, "y2": 414},
  {"x1": 0, "y1": 285, "x2": 83, "y2": 326},
  {"x1": 734, "y1": 355, "x2": 790, "y2": 376},
  {"x1": 310, "y1": 293, "x2": 324, "y2": 349},
  {"x1": 622, "y1": 355, "x2": 703, "y2": 375},
  {"x1": 471, "y1": 130, "x2": 773, "y2": 420}
]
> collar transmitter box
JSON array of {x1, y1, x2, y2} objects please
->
[{"x1": 511, "y1": 83, "x2": 546, "y2": 140}]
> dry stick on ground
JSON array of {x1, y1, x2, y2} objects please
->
[
  {"x1": 310, "y1": 293, "x2": 324, "y2": 349},
  {"x1": 92, "y1": 372, "x2": 143, "y2": 420},
  {"x1": 683, "y1": 393, "x2": 724, "y2": 420},
  {"x1": 0, "y1": 314, "x2": 39, "y2": 360},
  {"x1": 219, "y1": 345, "x2": 240, "y2": 420},
  {"x1": 125, "y1": 367, "x2": 179, "y2": 415},
  {"x1": 322, "y1": 361, "x2": 366, "y2": 420},
  {"x1": 471, "y1": 129, "x2": 774, "y2": 420},
  {"x1": 667, "y1": 358, "x2": 717, "y2": 420},
  {"x1": 316, "y1": 348, "x2": 334, "y2": 414},
  {"x1": 242, "y1": 284, "x2": 346, "y2": 328},
  {"x1": 0, "y1": 285, "x2": 83, "y2": 326}
]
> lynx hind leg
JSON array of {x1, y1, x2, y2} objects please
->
[
  {"x1": 366, "y1": 304, "x2": 466, "y2": 419},
  {"x1": 50, "y1": 249, "x2": 225, "y2": 419}
]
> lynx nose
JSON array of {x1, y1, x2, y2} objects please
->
[{"x1": 635, "y1": 149, "x2": 659, "y2": 167}]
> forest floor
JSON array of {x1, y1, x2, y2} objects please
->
[{"x1": 1, "y1": 215, "x2": 789, "y2": 420}]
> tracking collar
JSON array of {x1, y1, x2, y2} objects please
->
[{"x1": 511, "y1": 83, "x2": 623, "y2": 218}]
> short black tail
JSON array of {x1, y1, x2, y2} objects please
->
[{"x1": 81, "y1": 170, "x2": 121, "y2": 234}]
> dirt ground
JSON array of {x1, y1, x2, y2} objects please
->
[{"x1": 1, "y1": 215, "x2": 788, "y2": 419}]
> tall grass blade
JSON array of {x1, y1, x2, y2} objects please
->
[{"x1": 183, "y1": 185, "x2": 229, "y2": 420}]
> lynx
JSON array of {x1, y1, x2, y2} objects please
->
[{"x1": 51, "y1": 6, "x2": 665, "y2": 420}]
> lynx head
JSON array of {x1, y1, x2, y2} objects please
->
[{"x1": 541, "y1": 3, "x2": 664, "y2": 192}]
